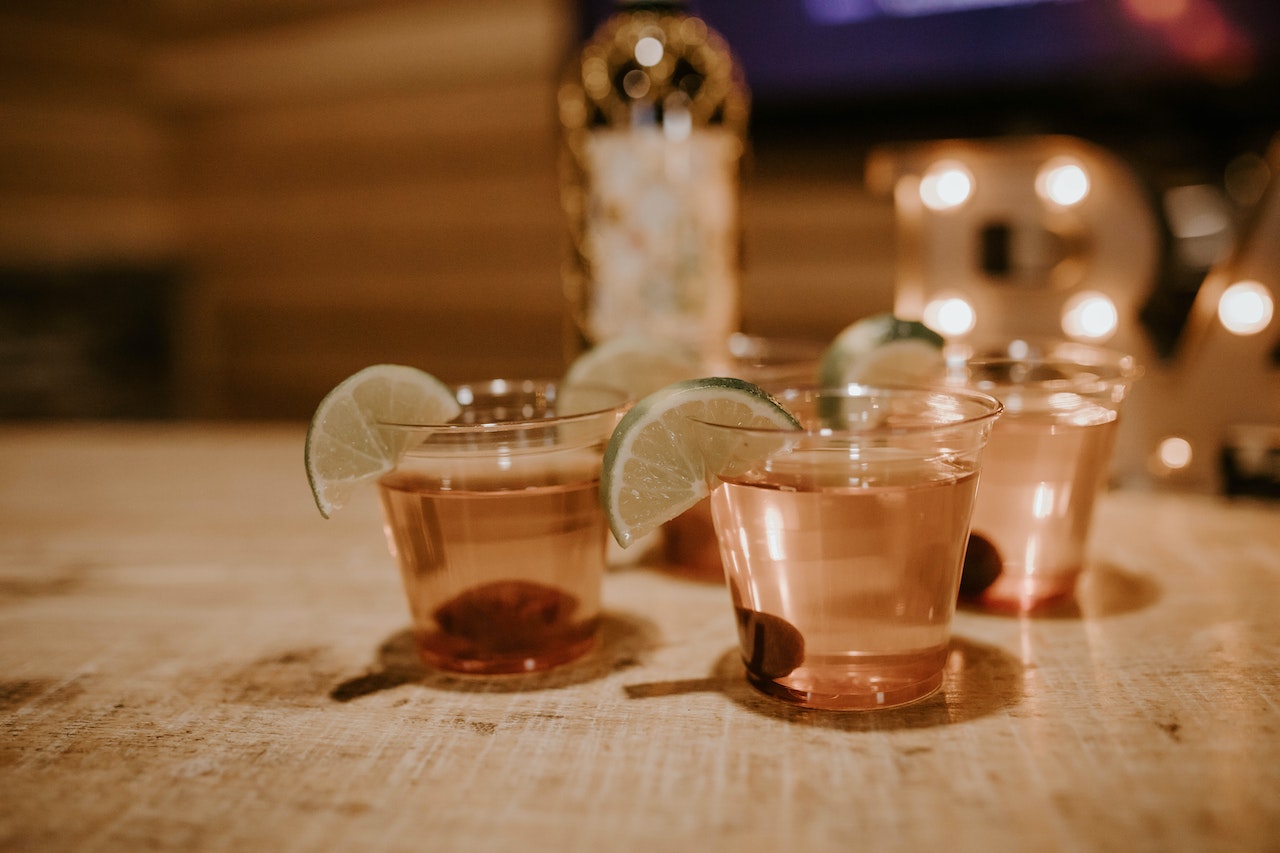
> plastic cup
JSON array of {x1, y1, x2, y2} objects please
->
[
  {"x1": 376, "y1": 379, "x2": 628, "y2": 674},
  {"x1": 690, "y1": 384, "x2": 1002, "y2": 710}
]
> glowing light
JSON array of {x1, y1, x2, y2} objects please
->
[
  {"x1": 1124, "y1": 0, "x2": 1189, "y2": 24},
  {"x1": 1157, "y1": 436, "x2": 1193, "y2": 470},
  {"x1": 1037, "y1": 158, "x2": 1090, "y2": 207},
  {"x1": 923, "y1": 295, "x2": 976, "y2": 337},
  {"x1": 634, "y1": 36, "x2": 664, "y2": 67},
  {"x1": 1218, "y1": 280, "x2": 1274, "y2": 335},
  {"x1": 622, "y1": 69, "x2": 650, "y2": 99},
  {"x1": 919, "y1": 161, "x2": 973, "y2": 211},
  {"x1": 1062, "y1": 291, "x2": 1118, "y2": 341},
  {"x1": 583, "y1": 57, "x2": 611, "y2": 99},
  {"x1": 663, "y1": 94, "x2": 692, "y2": 141},
  {"x1": 1179, "y1": 10, "x2": 1233, "y2": 64}
]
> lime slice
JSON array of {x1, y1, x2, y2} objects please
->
[
  {"x1": 304, "y1": 364, "x2": 461, "y2": 518},
  {"x1": 564, "y1": 335, "x2": 700, "y2": 399},
  {"x1": 819, "y1": 313, "x2": 945, "y2": 386},
  {"x1": 601, "y1": 377, "x2": 800, "y2": 548}
]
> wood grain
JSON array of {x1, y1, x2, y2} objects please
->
[{"x1": 2, "y1": 423, "x2": 1277, "y2": 851}]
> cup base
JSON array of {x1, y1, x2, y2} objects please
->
[
  {"x1": 745, "y1": 647, "x2": 948, "y2": 711},
  {"x1": 971, "y1": 569, "x2": 1080, "y2": 613},
  {"x1": 414, "y1": 623, "x2": 599, "y2": 676}
]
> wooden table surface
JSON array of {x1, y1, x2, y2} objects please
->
[{"x1": 3, "y1": 422, "x2": 1278, "y2": 852}]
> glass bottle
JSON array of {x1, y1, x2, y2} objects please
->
[{"x1": 558, "y1": 0, "x2": 749, "y2": 364}]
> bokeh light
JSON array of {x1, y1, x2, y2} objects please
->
[
  {"x1": 1037, "y1": 158, "x2": 1090, "y2": 207},
  {"x1": 1061, "y1": 291, "x2": 1118, "y2": 341},
  {"x1": 634, "y1": 36, "x2": 664, "y2": 67},
  {"x1": 919, "y1": 161, "x2": 973, "y2": 211},
  {"x1": 1218, "y1": 280, "x2": 1274, "y2": 335},
  {"x1": 1124, "y1": 0, "x2": 1189, "y2": 24},
  {"x1": 1157, "y1": 436, "x2": 1194, "y2": 471},
  {"x1": 923, "y1": 295, "x2": 976, "y2": 337}
]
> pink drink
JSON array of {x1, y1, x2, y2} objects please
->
[
  {"x1": 949, "y1": 340, "x2": 1139, "y2": 611},
  {"x1": 711, "y1": 453, "x2": 981, "y2": 710},
  {"x1": 966, "y1": 411, "x2": 1118, "y2": 610},
  {"x1": 379, "y1": 454, "x2": 606, "y2": 674}
]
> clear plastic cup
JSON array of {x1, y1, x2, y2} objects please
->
[
  {"x1": 377, "y1": 380, "x2": 628, "y2": 674},
  {"x1": 690, "y1": 384, "x2": 1002, "y2": 710}
]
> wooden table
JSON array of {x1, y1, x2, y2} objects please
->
[{"x1": 3, "y1": 423, "x2": 1278, "y2": 851}]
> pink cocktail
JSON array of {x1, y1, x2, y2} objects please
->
[
  {"x1": 690, "y1": 385, "x2": 1001, "y2": 710},
  {"x1": 950, "y1": 340, "x2": 1140, "y2": 611}
]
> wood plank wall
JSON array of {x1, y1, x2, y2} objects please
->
[
  {"x1": 0, "y1": 4, "x2": 175, "y2": 262},
  {"x1": 0, "y1": 0, "x2": 896, "y2": 420}
]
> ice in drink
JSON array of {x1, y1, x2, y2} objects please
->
[{"x1": 712, "y1": 453, "x2": 980, "y2": 710}]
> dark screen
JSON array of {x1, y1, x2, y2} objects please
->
[{"x1": 575, "y1": 0, "x2": 1280, "y2": 155}]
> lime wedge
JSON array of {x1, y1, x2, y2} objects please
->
[
  {"x1": 601, "y1": 377, "x2": 800, "y2": 548},
  {"x1": 819, "y1": 313, "x2": 945, "y2": 386},
  {"x1": 304, "y1": 364, "x2": 460, "y2": 518},
  {"x1": 564, "y1": 335, "x2": 700, "y2": 399}
]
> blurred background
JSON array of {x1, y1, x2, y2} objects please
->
[{"x1": 1, "y1": 0, "x2": 1277, "y2": 494}]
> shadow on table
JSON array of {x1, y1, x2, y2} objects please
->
[
  {"x1": 956, "y1": 561, "x2": 1161, "y2": 621},
  {"x1": 329, "y1": 609, "x2": 660, "y2": 702},
  {"x1": 624, "y1": 635, "x2": 1024, "y2": 731}
]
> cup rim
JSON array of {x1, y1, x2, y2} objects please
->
[
  {"x1": 687, "y1": 382, "x2": 1003, "y2": 436},
  {"x1": 945, "y1": 337, "x2": 1143, "y2": 384},
  {"x1": 375, "y1": 378, "x2": 630, "y2": 435}
]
